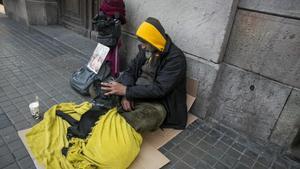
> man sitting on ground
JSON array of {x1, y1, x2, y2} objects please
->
[{"x1": 101, "y1": 17, "x2": 187, "y2": 132}]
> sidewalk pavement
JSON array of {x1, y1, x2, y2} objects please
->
[{"x1": 0, "y1": 13, "x2": 299, "y2": 169}]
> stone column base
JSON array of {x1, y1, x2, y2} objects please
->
[{"x1": 3, "y1": 0, "x2": 58, "y2": 25}]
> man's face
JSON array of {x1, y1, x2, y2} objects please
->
[
  {"x1": 141, "y1": 42, "x2": 156, "y2": 53},
  {"x1": 137, "y1": 37, "x2": 156, "y2": 52}
]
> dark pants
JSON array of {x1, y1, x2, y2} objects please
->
[{"x1": 119, "y1": 102, "x2": 167, "y2": 133}]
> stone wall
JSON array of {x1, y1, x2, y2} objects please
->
[
  {"x1": 209, "y1": 0, "x2": 300, "y2": 146},
  {"x1": 120, "y1": 0, "x2": 239, "y2": 118},
  {"x1": 26, "y1": 0, "x2": 58, "y2": 25},
  {"x1": 208, "y1": 64, "x2": 292, "y2": 140},
  {"x1": 3, "y1": 0, "x2": 29, "y2": 25},
  {"x1": 121, "y1": 0, "x2": 300, "y2": 147},
  {"x1": 3, "y1": 0, "x2": 58, "y2": 25}
]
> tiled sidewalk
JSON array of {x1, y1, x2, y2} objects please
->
[
  {"x1": 0, "y1": 14, "x2": 88, "y2": 169},
  {"x1": 0, "y1": 13, "x2": 299, "y2": 169}
]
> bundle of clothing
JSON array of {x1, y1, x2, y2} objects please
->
[
  {"x1": 92, "y1": 0, "x2": 126, "y2": 77},
  {"x1": 100, "y1": 0, "x2": 126, "y2": 25},
  {"x1": 25, "y1": 102, "x2": 142, "y2": 169}
]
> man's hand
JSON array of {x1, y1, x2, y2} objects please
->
[
  {"x1": 121, "y1": 97, "x2": 134, "y2": 111},
  {"x1": 101, "y1": 81, "x2": 127, "y2": 96}
]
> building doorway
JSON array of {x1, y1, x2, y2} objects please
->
[{"x1": 58, "y1": 0, "x2": 100, "y2": 37}]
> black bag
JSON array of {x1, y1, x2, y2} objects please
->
[
  {"x1": 56, "y1": 106, "x2": 109, "y2": 156},
  {"x1": 92, "y1": 12, "x2": 121, "y2": 48},
  {"x1": 70, "y1": 61, "x2": 112, "y2": 95}
]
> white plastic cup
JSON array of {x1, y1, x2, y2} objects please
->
[{"x1": 29, "y1": 101, "x2": 40, "y2": 119}]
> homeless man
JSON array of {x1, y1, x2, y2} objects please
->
[{"x1": 101, "y1": 17, "x2": 188, "y2": 133}]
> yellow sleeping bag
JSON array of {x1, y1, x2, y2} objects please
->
[{"x1": 26, "y1": 102, "x2": 142, "y2": 169}]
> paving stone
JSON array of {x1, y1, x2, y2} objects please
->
[
  {"x1": 195, "y1": 160, "x2": 212, "y2": 169},
  {"x1": 173, "y1": 161, "x2": 193, "y2": 169},
  {"x1": 220, "y1": 135, "x2": 234, "y2": 145},
  {"x1": 197, "y1": 141, "x2": 213, "y2": 151},
  {"x1": 214, "y1": 124, "x2": 228, "y2": 133},
  {"x1": 291, "y1": 165, "x2": 300, "y2": 169},
  {"x1": 171, "y1": 130, "x2": 192, "y2": 145},
  {"x1": 0, "y1": 126, "x2": 16, "y2": 137},
  {"x1": 0, "y1": 136, "x2": 4, "y2": 146},
  {"x1": 158, "y1": 147, "x2": 167, "y2": 154},
  {"x1": 214, "y1": 141, "x2": 229, "y2": 153},
  {"x1": 163, "y1": 141, "x2": 176, "y2": 151},
  {"x1": 252, "y1": 162, "x2": 268, "y2": 169},
  {"x1": 244, "y1": 149, "x2": 258, "y2": 159},
  {"x1": 234, "y1": 162, "x2": 249, "y2": 169},
  {"x1": 257, "y1": 156, "x2": 273, "y2": 167},
  {"x1": 0, "y1": 145, "x2": 11, "y2": 157},
  {"x1": 203, "y1": 134, "x2": 219, "y2": 145},
  {"x1": 190, "y1": 147, "x2": 206, "y2": 159},
  {"x1": 182, "y1": 153, "x2": 200, "y2": 168},
  {"x1": 221, "y1": 155, "x2": 238, "y2": 168},
  {"x1": 11, "y1": 97, "x2": 26, "y2": 105},
  {"x1": 198, "y1": 123, "x2": 212, "y2": 133},
  {"x1": 53, "y1": 95, "x2": 68, "y2": 103},
  {"x1": 226, "y1": 148, "x2": 242, "y2": 159},
  {"x1": 12, "y1": 147, "x2": 29, "y2": 160},
  {"x1": 209, "y1": 129, "x2": 223, "y2": 139},
  {"x1": 232, "y1": 142, "x2": 246, "y2": 152},
  {"x1": 186, "y1": 129, "x2": 207, "y2": 145},
  {"x1": 15, "y1": 101, "x2": 30, "y2": 110},
  {"x1": 207, "y1": 146, "x2": 225, "y2": 159},
  {"x1": 238, "y1": 155, "x2": 254, "y2": 167},
  {"x1": 2, "y1": 132, "x2": 19, "y2": 144},
  {"x1": 0, "y1": 96, "x2": 8, "y2": 103},
  {"x1": 0, "y1": 153, "x2": 15, "y2": 168},
  {"x1": 224, "y1": 129, "x2": 239, "y2": 139},
  {"x1": 178, "y1": 140, "x2": 194, "y2": 152},
  {"x1": 270, "y1": 162, "x2": 286, "y2": 169},
  {"x1": 6, "y1": 110, "x2": 22, "y2": 119},
  {"x1": 275, "y1": 155, "x2": 292, "y2": 168},
  {"x1": 2, "y1": 105, "x2": 18, "y2": 113},
  {"x1": 8, "y1": 139, "x2": 24, "y2": 152},
  {"x1": 163, "y1": 152, "x2": 179, "y2": 167},
  {"x1": 9, "y1": 114, "x2": 26, "y2": 124},
  {"x1": 14, "y1": 121, "x2": 31, "y2": 130},
  {"x1": 0, "y1": 100, "x2": 13, "y2": 108},
  {"x1": 19, "y1": 88, "x2": 33, "y2": 96},
  {"x1": 3, "y1": 162, "x2": 21, "y2": 169},
  {"x1": 214, "y1": 162, "x2": 229, "y2": 169},
  {"x1": 7, "y1": 92, "x2": 21, "y2": 100},
  {"x1": 18, "y1": 156, "x2": 35, "y2": 169},
  {"x1": 170, "y1": 145, "x2": 188, "y2": 158},
  {"x1": 202, "y1": 153, "x2": 217, "y2": 167},
  {"x1": 186, "y1": 121, "x2": 199, "y2": 132},
  {"x1": 0, "y1": 114, "x2": 12, "y2": 129}
]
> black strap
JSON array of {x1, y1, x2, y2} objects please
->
[{"x1": 56, "y1": 110, "x2": 78, "y2": 126}]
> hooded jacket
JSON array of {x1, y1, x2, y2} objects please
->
[{"x1": 118, "y1": 17, "x2": 187, "y2": 129}]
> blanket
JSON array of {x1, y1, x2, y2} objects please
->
[{"x1": 25, "y1": 102, "x2": 142, "y2": 169}]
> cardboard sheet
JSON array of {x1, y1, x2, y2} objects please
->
[
  {"x1": 18, "y1": 129, "x2": 42, "y2": 169},
  {"x1": 17, "y1": 78, "x2": 199, "y2": 169},
  {"x1": 142, "y1": 113, "x2": 197, "y2": 149},
  {"x1": 129, "y1": 142, "x2": 170, "y2": 169},
  {"x1": 18, "y1": 129, "x2": 169, "y2": 169}
]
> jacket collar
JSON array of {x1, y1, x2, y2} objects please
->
[{"x1": 161, "y1": 34, "x2": 172, "y2": 56}]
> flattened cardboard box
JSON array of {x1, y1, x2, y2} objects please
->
[{"x1": 18, "y1": 78, "x2": 199, "y2": 169}]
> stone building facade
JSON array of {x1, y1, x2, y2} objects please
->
[{"x1": 3, "y1": 0, "x2": 300, "y2": 149}]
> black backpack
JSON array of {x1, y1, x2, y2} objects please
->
[{"x1": 92, "y1": 12, "x2": 121, "y2": 48}]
